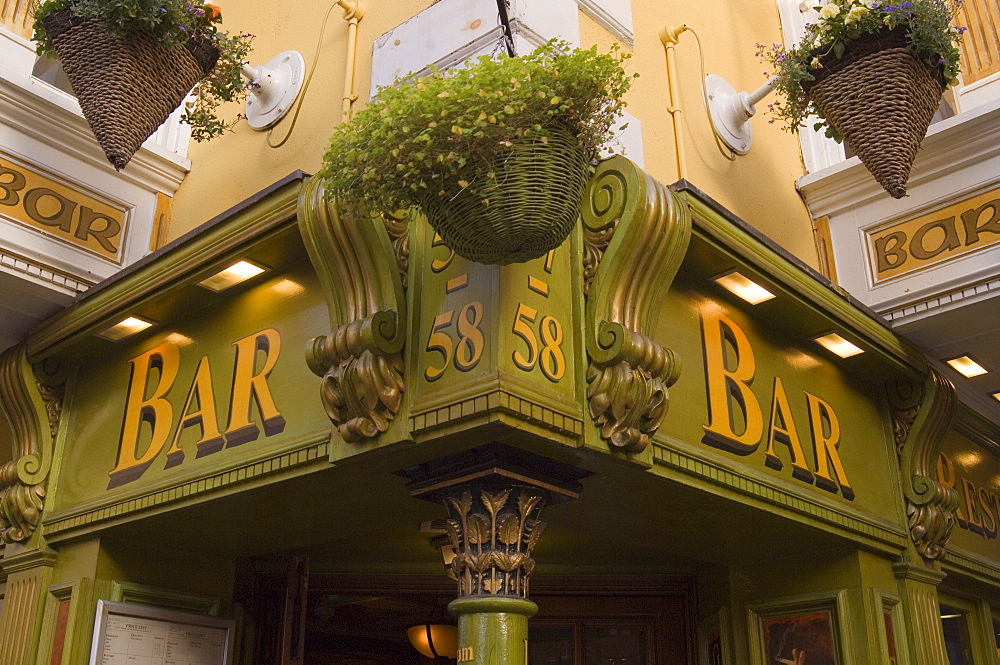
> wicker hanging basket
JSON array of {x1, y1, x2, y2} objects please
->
[
  {"x1": 802, "y1": 28, "x2": 945, "y2": 199},
  {"x1": 419, "y1": 124, "x2": 590, "y2": 265},
  {"x1": 42, "y1": 10, "x2": 219, "y2": 171}
]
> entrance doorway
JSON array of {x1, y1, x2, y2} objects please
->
[{"x1": 241, "y1": 573, "x2": 696, "y2": 665}]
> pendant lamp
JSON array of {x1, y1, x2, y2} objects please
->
[{"x1": 406, "y1": 623, "x2": 458, "y2": 659}]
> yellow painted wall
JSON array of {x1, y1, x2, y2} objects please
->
[{"x1": 170, "y1": 0, "x2": 818, "y2": 268}]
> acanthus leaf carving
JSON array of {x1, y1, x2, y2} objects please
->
[
  {"x1": 582, "y1": 158, "x2": 690, "y2": 453},
  {"x1": 441, "y1": 487, "x2": 547, "y2": 598},
  {"x1": 299, "y1": 178, "x2": 408, "y2": 443}
]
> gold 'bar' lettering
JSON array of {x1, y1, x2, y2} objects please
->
[
  {"x1": 806, "y1": 392, "x2": 854, "y2": 499},
  {"x1": 224, "y1": 328, "x2": 286, "y2": 446},
  {"x1": 0, "y1": 151, "x2": 129, "y2": 262},
  {"x1": 109, "y1": 342, "x2": 181, "y2": 488},
  {"x1": 764, "y1": 376, "x2": 814, "y2": 482},
  {"x1": 164, "y1": 355, "x2": 225, "y2": 467},
  {"x1": 701, "y1": 311, "x2": 763, "y2": 454}
]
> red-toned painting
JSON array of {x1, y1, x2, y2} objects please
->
[{"x1": 762, "y1": 611, "x2": 838, "y2": 665}]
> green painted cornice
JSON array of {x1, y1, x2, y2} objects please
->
[
  {"x1": 673, "y1": 182, "x2": 927, "y2": 379},
  {"x1": 26, "y1": 173, "x2": 309, "y2": 364}
]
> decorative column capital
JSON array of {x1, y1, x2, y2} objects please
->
[{"x1": 401, "y1": 444, "x2": 587, "y2": 600}]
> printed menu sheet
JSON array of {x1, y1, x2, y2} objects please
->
[{"x1": 99, "y1": 614, "x2": 226, "y2": 665}]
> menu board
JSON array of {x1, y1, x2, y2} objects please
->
[{"x1": 90, "y1": 601, "x2": 234, "y2": 665}]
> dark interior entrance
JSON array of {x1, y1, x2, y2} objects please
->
[{"x1": 240, "y1": 571, "x2": 696, "y2": 665}]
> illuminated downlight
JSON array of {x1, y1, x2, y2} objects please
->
[
  {"x1": 993, "y1": 392, "x2": 1000, "y2": 403},
  {"x1": 813, "y1": 332, "x2": 864, "y2": 358},
  {"x1": 198, "y1": 260, "x2": 266, "y2": 292},
  {"x1": 712, "y1": 271, "x2": 776, "y2": 304},
  {"x1": 946, "y1": 356, "x2": 988, "y2": 378},
  {"x1": 97, "y1": 316, "x2": 154, "y2": 341}
]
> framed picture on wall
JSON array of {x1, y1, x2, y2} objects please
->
[
  {"x1": 88, "y1": 600, "x2": 236, "y2": 665},
  {"x1": 747, "y1": 591, "x2": 849, "y2": 665}
]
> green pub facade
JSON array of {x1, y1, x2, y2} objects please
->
[{"x1": 1, "y1": 158, "x2": 999, "y2": 665}]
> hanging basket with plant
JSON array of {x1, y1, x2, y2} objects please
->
[
  {"x1": 32, "y1": 0, "x2": 253, "y2": 170},
  {"x1": 320, "y1": 40, "x2": 635, "y2": 265},
  {"x1": 760, "y1": 0, "x2": 964, "y2": 198}
]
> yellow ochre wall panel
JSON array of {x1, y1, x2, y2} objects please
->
[{"x1": 170, "y1": 0, "x2": 818, "y2": 270}]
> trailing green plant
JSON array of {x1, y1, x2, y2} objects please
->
[
  {"x1": 758, "y1": 0, "x2": 965, "y2": 138},
  {"x1": 319, "y1": 40, "x2": 635, "y2": 214},
  {"x1": 32, "y1": 0, "x2": 253, "y2": 141}
]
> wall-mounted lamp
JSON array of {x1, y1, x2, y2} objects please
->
[
  {"x1": 241, "y1": 51, "x2": 306, "y2": 130},
  {"x1": 705, "y1": 75, "x2": 777, "y2": 155},
  {"x1": 659, "y1": 24, "x2": 779, "y2": 159}
]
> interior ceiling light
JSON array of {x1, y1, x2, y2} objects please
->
[
  {"x1": 712, "y1": 271, "x2": 775, "y2": 304},
  {"x1": 813, "y1": 332, "x2": 864, "y2": 358},
  {"x1": 946, "y1": 356, "x2": 988, "y2": 378},
  {"x1": 992, "y1": 392, "x2": 1000, "y2": 403},
  {"x1": 407, "y1": 624, "x2": 458, "y2": 660},
  {"x1": 97, "y1": 316, "x2": 154, "y2": 341},
  {"x1": 198, "y1": 260, "x2": 266, "y2": 292}
]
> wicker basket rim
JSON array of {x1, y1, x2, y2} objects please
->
[
  {"x1": 801, "y1": 26, "x2": 945, "y2": 93},
  {"x1": 41, "y1": 8, "x2": 218, "y2": 74}
]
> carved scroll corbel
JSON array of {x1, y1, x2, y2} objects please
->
[
  {"x1": 887, "y1": 368, "x2": 958, "y2": 561},
  {"x1": 0, "y1": 347, "x2": 63, "y2": 544},
  {"x1": 298, "y1": 177, "x2": 408, "y2": 442},
  {"x1": 582, "y1": 157, "x2": 691, "y2": 453}
]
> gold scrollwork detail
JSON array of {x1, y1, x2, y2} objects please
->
[
  {"x1": 586, "y1": 326, "x2": 680, "y2": 453},
  {"x1": 582, "y1": 168, "x2": 627, "y2": 295},
  {"x1": 582, "y1": 158, "x2": 691, "y2": 454},
  {"x1": 306, "y1": 313, "x2": 404, "y2": 442},
  {"x1": 299, "y1": 177, "x2": 408, "y2": 443},
  {"x1": 886, "y1": 370, "x2": 958, "y2": 561},
  {"x1": 442, "y1": 488, "x2": 547, "y2": 598},
  {"x1": 906, "y1": 475, "x2": 958, "y2": 561},
  {"x1": 0, "y1": 346, "x2": 62, "y2": 544}
]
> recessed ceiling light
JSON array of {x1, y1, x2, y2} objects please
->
[
  {"x1": 946, "y1": 356, "x2": 988, "y2": 378},
  {"x1": 813, "y1": 332, "x2": 864, "y2": 358},
  {"x1": 198, "y1": 260, "x2": 266, "y2": 292},
  {"x1": 712, "y1": 271, "x2": 776, "y2": 305},
  {"x1": 97, "y1": 316, "x2": 154, "y2": 341},
  {"x1": 992, "y1": 392, "x2": 1000, "y2": 403}
]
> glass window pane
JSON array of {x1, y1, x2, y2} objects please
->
[
  {"x1": 583, "y1": 624, "x2": 648, "y2": 665},
  {"x1": 530, "y1": 625, "x2": 575, "y2": 665},
  {"x1": 940, "y1": 605, "x2": 972, "y2": 665}
]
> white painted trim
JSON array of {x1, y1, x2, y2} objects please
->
[
  {"x1": 773, "y1": 0, "x2": 846, "y2": 172},
  {"x1": 575, "y1": 0, "x2": 634, "y2": 47}
]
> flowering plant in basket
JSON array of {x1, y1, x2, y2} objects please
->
[
  {"x1": 759, "y1": 0, "x2": 963, "y2": 138},
  {"x1": 32, "y1": 0, "x2": 253, "y2": 167},
  {"x1": 319, "y1": 40, "x2": 635, "y2": 264}
]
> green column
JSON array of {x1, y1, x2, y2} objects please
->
[{"x1": 450, "y1": 596, "x2": 537, "y2": 665}]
